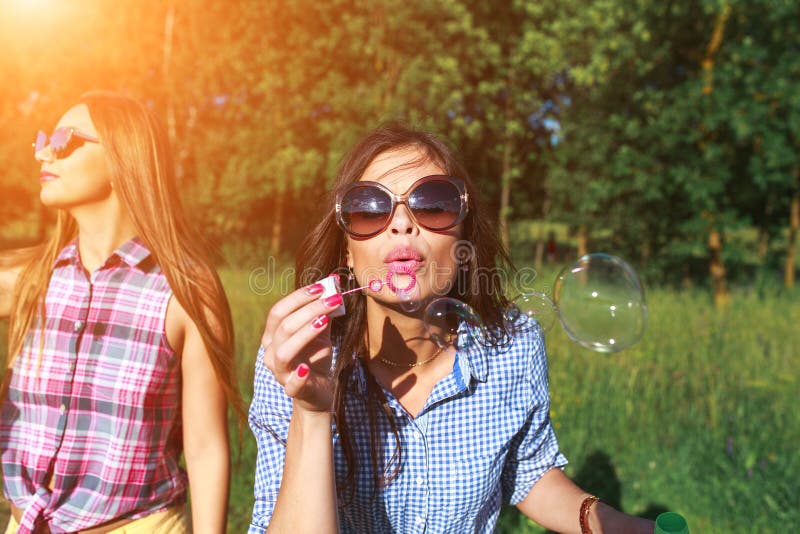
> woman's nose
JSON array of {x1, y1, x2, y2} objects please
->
[
  {"x1": 35, "y1": 145, "x2": 55, "y2": 163},
  {"x1": 389, "y1": 203, "x2": 418, "y2": 235}
]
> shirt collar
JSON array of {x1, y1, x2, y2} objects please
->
[
  {"x1": 112, "y1": 237, "x2": 153, "y2": 269},
  {"x1": 53, "y1": 241, "x2": 80, "y2": 267},
  {"x1": 344, "y1": 339, "x2": 490, "y2": 399},
  {"x1": 53, "y1": 236, "x2": 154, "y2": 271},
  {"x1": 459, "y1": 342, "x2": 489, "y2": 383}
]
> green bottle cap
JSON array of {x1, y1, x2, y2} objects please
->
[{"x1": 654, "y1": 512, "x2": 689, "y2": 534}]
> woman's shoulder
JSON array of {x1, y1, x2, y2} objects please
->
[{"x1": 482, "y1": 319, "x2": 548, "y2": 376}]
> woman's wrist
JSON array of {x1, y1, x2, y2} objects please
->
[
  {"x1": 293, "y1": 400, "x2": 333, "y2": 422},
  {"x1": 590, "y1": 502, "x2": 655, "y2": 534}
]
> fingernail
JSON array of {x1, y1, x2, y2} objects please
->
[
  {"x1": 311, "y1": 314, "x2": 329, "y2": 329},
  {"x1": 329, "y1": 272, "x2": 341, "y2": 282},
  {"x1": 297, "y1": 364, "x2": 309, "y2": 378},
  {"x1": 323, "y1": 294, "x2": 342, "y2": 307},
  {"x1": 305, "y1": 283, "x2": 324, "y2": 296}
]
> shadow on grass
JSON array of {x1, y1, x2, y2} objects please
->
[{"x1": 498, "y1": 450, "x2": 669, "y2": 533}]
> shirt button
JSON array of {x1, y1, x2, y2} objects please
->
[
  {"x1": 416, "y1": 476, "x2": 424, "y2": 486},
  {"x1": 416, "y1": 515, "x2": 426, "y2": 525},
  {"x1": 73, "y1": 320, "x2": 85, "y2": 333},
  {"x1": 59, "y1": 404, "x2": 67, "y2": 414}
]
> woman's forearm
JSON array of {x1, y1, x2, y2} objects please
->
[
  {"x1": 186, "y1": 439, "x2": 230, "y2": 534},
  {"x1": 268, "y1": 405, "x2": 338, "y2": 534},
  {"x1": 517, "y1": 468, "x2": 653, "y2": 534}
]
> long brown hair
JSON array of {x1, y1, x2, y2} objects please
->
[
  {"x1": 294, "y1": 123, "x2": 513, "y2": 502},
  {"x1": 7, "y1": 91, "x2": 245, "y2": 425}
]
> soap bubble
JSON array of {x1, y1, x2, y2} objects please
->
[
  {"x1": 423, "y1": 298, "x2": 485, "y2": 351},
  {"x1": 397, "y1": 284, "x2": 423, "y2": 313},
  {"x1": 506, "y1": 292, "x2": 557, "y2": 333},
  {"x1": 553, "y1": 254, "x2": 647, "y2": 353},
  {"x1": 368, "y1": 279, "x2": 384, "y2": 292}
]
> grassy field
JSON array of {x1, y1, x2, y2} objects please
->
[
  {"x1": 220, "y1": 264, "x2": 799, "y2": 533},
  {"x1": 2, "y1": 265, "x2": 798, "y2": 533}
]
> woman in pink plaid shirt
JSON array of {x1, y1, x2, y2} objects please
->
[{"x1": 0, "y1": 91, "x2": 243, "y2": 534}]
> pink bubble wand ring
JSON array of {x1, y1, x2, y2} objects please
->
[{"x1": 339, "y1": 271, "x2": 417, "y2": 296}]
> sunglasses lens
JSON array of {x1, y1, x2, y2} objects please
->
[
  {"x1": 34, "y1": 131, "x2": 47, "y2": 153},
  {"x1": 340, "y1": 185, "x2": 393, "y2": 236},
  {"x1": 408, "y1": 179, "x2": 463, "y2": 230},
  {"x1": 50, "y1": 128, "x2": 70, "y2": 153}
]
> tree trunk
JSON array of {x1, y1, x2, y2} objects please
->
[
  {"x1": 702, "y1": 5, "x2": 730, "y2": 308},
  {"x1": 577, "y1": 224, "x2": 588, "y2": 258},
  {"x1": 756, "y1": 226, "x2": 769, "y2": 265},
  {"x1": 534, "y1": 223, "x2": 545, "y2": 273},
  {"x1": 498, "y1": 70, "x2": 516, "y2": 254},
  {"x1": 270, "y1": 193, "x2": 284, "y2": 257},
  {"x1": 534, "y1": 191, "x2": 551, "y2": 272},
  {"x1": 708, "y1": 226, "x2": 729, "y2": 308},
  {"x1": 499, "y1": 147, "x2": 511, "y2": 253},
  {"x1": 641, "y1": 240, "x2": 650, "y2": 270},
  {"x1": 163, "y1": 4, "x2": 179, "y2": 182},
  {"x1": 785, "y1": 168, "x2": 799, "y2": 289},
  {"x1": 702, "y1": 3, "x2": 731, "y2": 95}
]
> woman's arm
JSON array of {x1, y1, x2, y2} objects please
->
[
  {"x1": 269, "y1": 405, "x2": 337, "y2": 534},
  {"x1": 517, "y1": 468, "x2": 654, "y2": 534},
  {"x1": 255, "y1": 284, "x2": 342, "y2": 534},
  {"x1": 169, "y1": 298, "x2": 230, "y2": 534}
]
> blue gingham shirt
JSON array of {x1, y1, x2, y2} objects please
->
[{"x1": 248, "y1": 324, "x2": 567, "y2": 533}]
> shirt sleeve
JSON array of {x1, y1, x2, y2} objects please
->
[
  {"x1": 248, "y1": 346, "x2": 294, "y2": 533},
  {"x1": 501, "y1": 326, "x2": 568, "y2": 505}
]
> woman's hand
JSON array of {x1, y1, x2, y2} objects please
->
[{"x1": 261, "y1": 282, "x2": 341, "y2": 413}]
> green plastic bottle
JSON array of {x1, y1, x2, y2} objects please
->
[{"x1": 654, "y1": 512, "x2": 689, "y2": 534}]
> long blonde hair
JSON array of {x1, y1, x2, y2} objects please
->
[{"x1": 7, "y1": 91, "x2": 245, "y2": 424}]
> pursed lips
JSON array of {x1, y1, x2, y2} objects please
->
[
  {"x1": 384, "y1": 246, "x2": 424, "y2": 273},
  {"x1": 40, "y1": 171, "x2": 59, "y2": 184}
]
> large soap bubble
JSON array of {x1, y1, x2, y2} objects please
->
[{"x1": 553, "y1": 253, "x2": 647, "y2": 352}]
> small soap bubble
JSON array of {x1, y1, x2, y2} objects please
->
[
  {"x1": 397, "y1": 284, "x2": 423, "y2": 313},
  {"x1": 368, "y1": 279, "x2": 383, "y2": 292},
  {"x1": 553, "y1": 253, "x2": 647, "y2": 353},
  {"x1": 423, "y1": 297, "x2": 485, "y2": 351},
  {"x1": 506, "y1": 292, "x2": 557, "y2": 333}
]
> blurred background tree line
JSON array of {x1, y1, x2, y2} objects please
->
[{"x1": 1, "y1": 0, "x2": 797, "y2": 304}]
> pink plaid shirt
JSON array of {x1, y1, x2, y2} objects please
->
[{"x1": 1, "y1": 238, "x2": 186, "y2": 533}]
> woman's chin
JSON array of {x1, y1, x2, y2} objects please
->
[{"x1": 39, "y1": 187, "x2": 65, "y2": 209}]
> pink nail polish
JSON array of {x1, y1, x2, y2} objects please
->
[
  {"x1": 311, "y1": 314, "x2": 329, "y2": 329},
  {"x1": 305, "y1": 283, "x2": 324, "y2": 296},
  {"x1": 323, "y1": 294, "x2": 342, "y2": 307},
  {"x1": 297, "y1": 364, "x2": 310, "y2": 378}
]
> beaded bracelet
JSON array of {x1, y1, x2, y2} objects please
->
[{"x1": 579, "y1": 495, "x2": 601, "y2": 534}]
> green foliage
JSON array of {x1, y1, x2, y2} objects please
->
[
  {"x1": 548, "y1": 0, "x2": 800, "y2": 283},
  {"x1": 0, "y1": 0, "x2": 797, "y2": 284}
]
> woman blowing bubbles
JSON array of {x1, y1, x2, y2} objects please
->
[
  {"x1": 0, "y1": 91, "x2": 242, "y2": 533},
  {"x1": 250, "y1": 125, "x2": 654, "y2": 533}
]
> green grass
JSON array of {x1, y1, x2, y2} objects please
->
[
  {"x1": 222, "y1": 266, "x2": 799, "y2": 533},
  {"x1": 2, "y1": 268, "x2": 798, "y2": 533}
]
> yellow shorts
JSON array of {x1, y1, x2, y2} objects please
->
[{"x1": 4, "y1": 505, "x2": 190, "y2": 533}]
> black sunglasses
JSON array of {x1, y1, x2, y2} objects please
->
[
  {"x1": 335, "y1": 175, "x2": 469, "y2": 238},
  {"x1": 33, "y1": 127, "x2": 99, "y2": 159}
]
